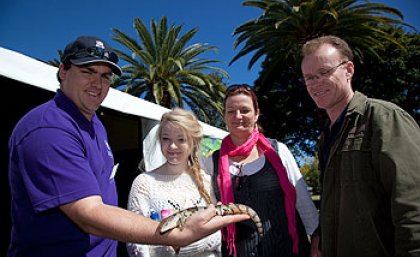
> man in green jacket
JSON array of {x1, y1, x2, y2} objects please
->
[{"x1": 300, "y1": 35, "x2": 420, "y2": 257}]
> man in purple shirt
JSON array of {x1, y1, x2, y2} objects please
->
[{"x1": 7, "y1": 36, "x2": 248, "y2": 257}]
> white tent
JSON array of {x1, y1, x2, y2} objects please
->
[{"x1": 0, "y1": 46, "x2": 228, "y2": 139}]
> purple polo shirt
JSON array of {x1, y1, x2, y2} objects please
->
[{"x1": 8, "y1": 90, "x2": 118, "y2": 257}]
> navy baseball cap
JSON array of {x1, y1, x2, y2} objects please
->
[{"x1": 61, "y1": 36, "x2": 122, "y2": 76}]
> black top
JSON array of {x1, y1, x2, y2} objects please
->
[
  {"x1": 212, "y1": 151, "x2": 310, "y2": 257},
  {"x1": 320, "y1": 107, "x2": 347, "y2": 173}
]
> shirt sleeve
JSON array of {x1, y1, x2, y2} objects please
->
[
  {"x1": 277, "y1": 142, "x2": 319, "y2": 235},
  {"x1": 373, "y1": 108, "x2": 420, "y2": 255},
  {"x1": 126, "y1": 175, "x2": 151, "y2": 257}
]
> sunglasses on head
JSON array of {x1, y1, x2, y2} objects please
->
[
  {"x1": 87, "y1": 46, "x2": 118, "y2": 63},
  {"x1": 225, "y1": 84, "x2": 253, "y2": 93},
  {"x1": 67, "y1": 46, "x2": 118, "y2": 63}
]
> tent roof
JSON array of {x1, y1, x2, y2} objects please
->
[{"x1": 0, "y1": 47, "x2": 228, "y2": 139}]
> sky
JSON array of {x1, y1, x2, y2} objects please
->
[{"x1": 0, "y1": 0, "x2": 418, "y2": 87}]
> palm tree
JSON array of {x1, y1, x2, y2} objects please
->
[
  {"x1": 47, "y1": 50, "x2": 63, "y2": 67},
  {"x1": 231, "y1": 0, "x2": 411, "y2": 72},
  {"x1": 111, "y1": 17, "x2": 227, "y2": 123}
]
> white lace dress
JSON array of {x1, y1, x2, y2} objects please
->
[{"x1": 126, "y1": 170, "x2": 221, "y2": 257}]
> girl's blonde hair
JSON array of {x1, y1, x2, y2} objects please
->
[{"x1": 158, "y1": 108, "x2": 212, "y2": 204}]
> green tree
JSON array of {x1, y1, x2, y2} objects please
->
[
  {"x1": 301, "y1": 157, "x2": 320, "y2": 195},
  {"x1": 111, "y1": 17, "x2": 228, "y2": 123},
  {"x1": 352, "y1": 28, "x2": 419, "y2": 122},
  {"x1": 47, "y1": 50, "x2": 63, "y2": 67},
  {"x1": 231, "y1": 0, "x2": 409, "y2": 76},
  {"x1": 192, "y1": 71, "x2": 228, "y2": 128}
]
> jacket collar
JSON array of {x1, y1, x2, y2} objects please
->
[{"x1": 347, "y1": 91, "x2": 367, "y2": 117}]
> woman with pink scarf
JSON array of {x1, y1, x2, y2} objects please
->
[{"x1": 201, "y1": 84, "x2": 320, "y2": 257}]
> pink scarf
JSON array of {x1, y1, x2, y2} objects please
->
[{"x1": 217, "y1": 128, "x2": 299, "y2": 256}]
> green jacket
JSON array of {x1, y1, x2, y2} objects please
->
[{"x1": 319, "y1": 91, "x2": 420, "y2": 257}]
